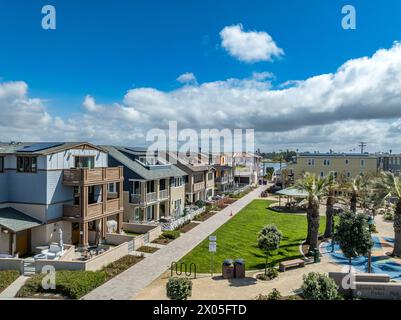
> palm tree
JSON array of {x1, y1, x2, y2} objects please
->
[
  {"x1": 372, "y1": 172, "x2": 401, "y2": 256},
  {"x1": 324, "y1": 172, "x2": 336, "y2": 238},
  {"x1": 295, "y1": 173, "x2": 328, "y2": 254},
  {"x1": 343, "y1": 174, "x2": 371, "y2": 213}
]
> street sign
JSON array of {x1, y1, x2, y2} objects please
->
[
  {"x1": 209, "y1": 235, "x2": 217, "y2": 242},
  {"x1": 209, "y1": 242, "x2": 217, "y2": 252}
]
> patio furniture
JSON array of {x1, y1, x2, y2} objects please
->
[
  {"x1": 279, "y1": 259, "x2": 305, "y2": 272},
  {"x1": 34, "y1": 244, "x2": 63, "y2": 260}
]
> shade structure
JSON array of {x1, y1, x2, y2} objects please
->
[{"x1": 276, "y1": 187, "x2": 308, "y2": 198}]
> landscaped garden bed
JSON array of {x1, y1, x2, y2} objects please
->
[
  {"x1": 152, "y1": 230, "x2": 181, "y2": 245},
  {"x1": 0, "y1": 270, "x2": 20, "y2": 294},
  {"x1": 136, "y1": 246, "x2": 159, "y2": 253},
  {"x1": 16, "y1": 255, "x2": 143, "y2": 299},
  {"x1": 180, "y1": 199, "x2": 326, "y2": 273},
  {"x1": 178, "y1": 222, "x2": 199, "y2": 233}
]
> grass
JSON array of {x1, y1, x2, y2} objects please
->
[
  {"x1": 180, "y1": 200, "x2": 326, "y2": 272},
  {"x1": 17, "y1": 255, "x2": 143, "y2": 299},
  {"x1": 0, "y1": 270, "x2": 19, "y2": 293}
]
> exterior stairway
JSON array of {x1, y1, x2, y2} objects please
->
[{"x1": 23, "y1": 258, "x2": 36, "y2": 276}]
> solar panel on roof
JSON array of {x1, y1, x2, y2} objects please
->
[{"x1": 17, "y1": 142, "x2": 64, "y2": 152}]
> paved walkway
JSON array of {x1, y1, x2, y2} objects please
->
[
  {"x1": 0, "y1": 276, "x2": 29, "y2": 299},
  {"x1": 84, "y1": 186, "x2": 265, "y2": 300}
]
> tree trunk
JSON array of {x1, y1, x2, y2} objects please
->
[
  {"x1": 305, "y1": 207, "x2": 312, "y2": 245},
  {"x1": 350, "y1": 193, "x2": 357, "y2": 213},
  {"x1": 308, "y1": 202, "x2": 320, "y2": 255},
  {"x1": 324, "y1": 192, "x2": 334, "y2": 238},
  {"x1": 393, "y1": 200, "x2": 401, "y2": 256},
  {"x1": 265, "y1": 255, "x2": 268, "y2": 275}
]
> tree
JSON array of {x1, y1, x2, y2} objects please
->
[
  {"x1": 257, "y1": 224, "x2": 282, "y2": 275},
  {"x1": 372, "y1": 172, "x2": 401, "y2": 256},
  {"x1": 301, "y1": 272, "x2": 339, "y2": 300},
  {"x1": 295, "y1": 173, "x2": 328, "y2": 254},
  {"x1": 324, "y1": 172, "x2": 336, "y2": 238},
  {"x1": 166, "y1": 277, "x2": 192, "y2": 300},
  {"x1": 333, "y1": 211, "x2": 373, "y2": 271},
  {"x1": 343, "y1": 174, "x2": 371, "y2": 213}
]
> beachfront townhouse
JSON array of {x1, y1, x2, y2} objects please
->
[
  {"x1": 213, "y1": 154, "x2": 235, "y2": 194},
  {"x1": 168, "y1": 151, "x2": 215, "y2": 204},
  {"x1": 0, "y1": 142, "x2": 124, "y2": 256},
  {"x1": 290, "y1": 152, "x2": 378, "y2": 180},
  {"x1": 103, "y1": 146, "x2": 187, "y2": 223},
  {"x1": 226, "y1": 152, "x2": 262, "y2": 186},
  {"x1": 377, "y1": 154, "x2": 401, "y2": 175}
]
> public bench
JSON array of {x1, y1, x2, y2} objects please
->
[{"x1": 279, "y1": 259, "x2": 305, "y2": 272}]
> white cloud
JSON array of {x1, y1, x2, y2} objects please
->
[
  {"x1": 2, "y1": 42, "x2": 401, "y2": 152},
  {"x1": 220, "y1": 24, "x2": 284, "y2": 63},
  {"x1": 177, "y1": 72, "x2": 197, "y2": 85}
]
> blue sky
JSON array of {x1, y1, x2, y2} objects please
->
[{"x1": 1, "y1": 0, "x2": 401, "y2": 152}]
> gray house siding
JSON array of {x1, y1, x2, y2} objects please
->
[
  {"x1": 7, "y1": 171, "x2": 47, "y2": 204},
  {"x1": 0, "y1": 173, "x2": 8, "y2": 203}
]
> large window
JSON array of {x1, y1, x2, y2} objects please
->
[
  {"x1": 17, "y1": 156, "x2": 37, "y2": 173},
  {"x1": 307, "y1": 159, "x2": 315, "y2": 166},
  {"x1": 0, "y1": 157, "x2": 3, "y2": 173},
  {"x1": 74, "y1": 156, "x2": 95, "y2": 169},
  {"x1": 170, "y1": 177, "x2": 183, "y2": 187},
  {"x1": 323, "y1": 159, "x2": 331, "y2": 166}
]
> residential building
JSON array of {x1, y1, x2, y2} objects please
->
[
  {"x1": 168, "y1": 151, "x2": 215, "y2": 204},
  {"x1": 0, "y1": 142, "x2": 124, "y2": 256},
  {"x1": 377, "y1": 154, "x2": 401, "y2": 175},
  {"x1": 213, "y1": 154, "x2": 235, "y2": 194},
  {"x1": 103, "y1": 146, "x2": 187, "y2": 223},
  {"x1": 226, "y1": 152, "x2": 262, "y2": 185},
  {"x1": 290, "y1": 152, "x2": 378, "y2": 180}
]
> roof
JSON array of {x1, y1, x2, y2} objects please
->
[
  {"x1": 297, "y1": 152, "x2": 376, "y2": 158},
  {"x1": 0, "y1": 142, "x2": 105, "y2": 155},
  {"x1": 166, "y1": 152, "x2": 212, "y2": 172},
  {"x1": 101, "y1": 146, "x2": 187, "y2": 180},
  {"x1": 276, "y1": 187, "x2": 308, "y2": 197},
  {"x1": 0, "y1": 207, "x2": 42, "y2": 232}
]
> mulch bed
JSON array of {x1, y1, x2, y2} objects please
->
[
  {"x1": 152, "y1": 237, "x2": 174, "y2": 245},
  {"x1": 179, "y1": 222, "x2": 199, "y2": 233},
  {"x1": 136, "y1": 246, "x2": 159, "y2": 253},
  {"x1": 196, "y1": 210, "x2": 218, "y2": 222}
]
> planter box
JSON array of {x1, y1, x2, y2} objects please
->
[
  {"x1": 234, "y1": 264, "x2": 245, "y2": 278},
  {"x1": 222, "y1": 264, "x2": 234, "y2": 279}
]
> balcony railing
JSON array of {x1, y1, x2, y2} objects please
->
[
  {"x1": 63, "y1": 199, "x2": 121, "y2": 219},
  {"x1": 146, "y1": 192, "x2": 157, "y2": 203},
  {"x1": 159, "y1": 189, "x2": 168, "y2": 200},
  {"x1": 63, "y1": 167, "x2": 123, "y2": 185},
  {"x1": 193, "y1": 181, "x2": 205, "y2": 192},
  {"x1": 216, "y1": 176, "x2": 229, "y2": 184}
]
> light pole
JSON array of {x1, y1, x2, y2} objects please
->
[{"x1": 367, "y1": 216, "x2": 374, "y2": 273}]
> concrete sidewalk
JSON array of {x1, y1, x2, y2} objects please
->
[
  {"x1": 0, "y1": 276, "x2": 29, "y2": 299},
  {"x1": 83, "y1": 186, "x2": 265, "y2": 300}
]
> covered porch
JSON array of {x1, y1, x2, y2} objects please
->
[{"x1": 0, "y1": 207, "x2": 42, "y2": 257}]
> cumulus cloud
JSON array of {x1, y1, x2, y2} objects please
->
[
  {"x1": 2, "y1": 42, "x2": 401, "y2": 152},
  {"x1": 177, "y1": 72, "x2": 197, "y2": 85},
  {"x1": 220, "y1": 24, "x2": 284, "y2": 63}
]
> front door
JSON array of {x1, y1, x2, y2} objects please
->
[
  {"x1": 72, "y1": 223, "x2": 80, "y2": 245},
  {"x1": 16, "y1": 230, "x2": 28, "y2": 256}
]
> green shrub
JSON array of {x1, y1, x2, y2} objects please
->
[
  {"x1": 166, "y1": 277, "x2": 192, "y2": 300},
  {"x1": 162, "y1": 230, "x2": 181, "y2": 239},
  {"x1": 301, "y1": 272, "x2": 338, "y2": 300},
  {"x1": 256, "y1": 267, "x2": 278, "y2": 281},
  {"x1": 0, "y1": 270, "x2": 20, "y2": 293},
  {"x1": 103, "y1": 255, "x2": 143, "y2": 279},
  {"x1": 195, "y1": 200, "x2": 206, "y2": 208},
  {"x1": 18, "y1": 271, "x2": 106, "y2": 299},
  {"x1": 255, "y1": 288, "x2": 282, "y2": 300},
  {"x1": 383, "y1": 211, "x2": 394, "y2": 221}
]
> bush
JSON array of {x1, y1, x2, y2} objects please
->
[
  {"x1": 255, "y1": 288, "x2": 283, "y2": 300},
  {"x1": 166, "y1": 277, "x2": 192, "y2": 300},
  {"x1": 256, "y1": 267, "x2": 278, "y2": 281},
  {"x1": 102, "y1": 255, "x2": 143, "y2": 280},
  {"x1": 18, "y1": 271, "x2": 106, "y2": 299},
  {"x1": 0, "y1": 270, "x2": 20, "y2": 293},
  {"x1": 195, "y1": 200, "x2": 206, "y2": 208},
  {"x1": 301, "y1": 272, "x2": 338, "y2": 300},
  {"x1": 383, "y1": 211, "x2": 394, "y2": 221},
  {"x1": 162, "y1": 230, "x2": 181, "y2": 239}
]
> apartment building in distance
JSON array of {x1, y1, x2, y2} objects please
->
[
  {"x1": 213, "y1": 154, "x2": 235, "y2": 194},
  {"x1": 0, "y1": 142, "x2": 124, "y2": 256},
  {"x1": 168, "y1": 151, "x2": 215, "y2": 204},
  {"x1": 226, "y1": 152, "x2": 262, "y2": 186},
  {"x1": 290, "y1": 152, "x2": 378, "y2": 180},
  {"x1": 103, "y1": 146, "x2": 187, "y2": 223},
  {"x1": 377, "y1": 154, "x2": 401, "y2": 175}
]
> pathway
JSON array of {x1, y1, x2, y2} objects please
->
[
  {"x1": 0, "y1": 276, "x2": 29, "y2": 299},
  {"x1": 83, "y1": 186, "x2": 265, "y2": 300}
]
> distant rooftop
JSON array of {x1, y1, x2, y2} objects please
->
[
  {"x1": 0, "y1": 142, "x2": 103, "y2": 155},
  {"x1": 298, "y1": 152, "x2": 375, "y2": 158}
]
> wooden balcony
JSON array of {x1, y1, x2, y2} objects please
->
[
  {"x1": 63, "y1": 198, "x2": 122, "y2": 220},
  {"x1": 63, "y1": 167, "x2": 123, "y2": 186}
]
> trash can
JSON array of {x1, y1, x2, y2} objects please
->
[
  {"x1": 222, "y1": 259, "x2": 234, "y2": 279},
  {"x1": 234, "y1": 259, "x2": 245, "y2": 278},
  {"x1": 313, "y1": 248, "x2": 320, "y2": 263}
]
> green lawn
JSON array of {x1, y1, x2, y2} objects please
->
[{"x1": 180, "y1": 200, "x2": 326, "y2": 272}]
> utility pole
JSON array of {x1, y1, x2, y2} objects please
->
[{"x1": 358, "y1": 142, "x2": 367, "y2": 154}]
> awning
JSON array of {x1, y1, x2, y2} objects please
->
[
  {"x1": 276, "y1": 187, "x2": 308, "y2": 198},
  {"x1": 0, "y1": 207, "x2": 42, "y2": 233}
]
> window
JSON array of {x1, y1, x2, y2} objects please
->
[
  {"x1": 320, "y1": 172, "x2": 324, "y2": 178},
  {"x1": 0, "y1": 157, "x2": 3, "y2": 173},
  {"x1": 208, "y1": 172, "x2": 213, "y2": 180},
  {"x1": 360, "y1": 159, "x2": 365, "y2": 167},
  {"x1": 74, "y1": 156, "x2": 94, "y2": 169},
  {"x1": 170, "y1": 177, "x2": 183, "y2": 187},
  {"x1": 307, "y1": 159, "x2": 315, "y2": 166},
  {"x1": 323, "y1": 159, "x2": 331, "y2": 166},
  {"x1": 345, "y1": 159, "x2": 349, "y2": 165},
  {"x1": 17, "y1": 156, "x2": 37, "y2": 173},
  {"x1": 73, "y1": 186, "x2": 80, "y2": 205},
  {"x1": 347, "y1": 172, "x2": 351, "y2": 178},
  {"x1": 134, "y1": 208, "x2": 141, "y2": 222}
]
